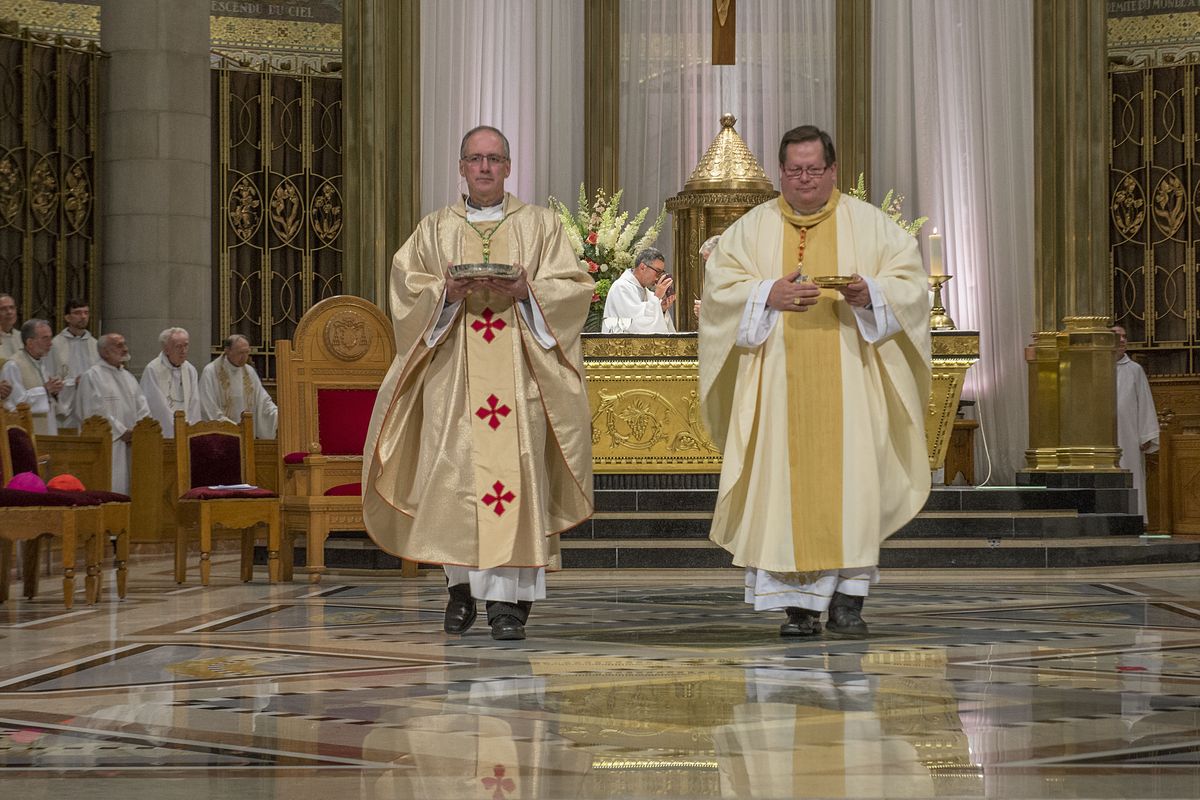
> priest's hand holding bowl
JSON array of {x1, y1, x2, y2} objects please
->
[
  {"x1": 477, "y1": 264, "x2": 530, "y2": 301},
  {"x1": 834, "y1": 274, "x2": 870, "y2": 307},
  {"x1": 444, "y1": 262, "x2": 476, "y2": 303},
  {"x1": 767, "y1": 267, "x2": 819, "y2": 312}
]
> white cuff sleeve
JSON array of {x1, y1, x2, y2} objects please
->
[
  {"x1": 425, "y1": 293, "x2": 462, "y2": 347},
  {"x1": 517, "y1": 296, "x2": 556, "y2": 350},
  {"x1": 736, "y1": 280, "x2": 779, "y2": 348},
  {"x1": 851, "y1": 276, "x2": 902, "y2": 344}
]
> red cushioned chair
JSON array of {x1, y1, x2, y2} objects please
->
[
  {"x1": 276, "y1": 295, "x2": 417, "y2": 583},
  {"x1": 173, "y1": 410, "x2": 283, "y2": 585},
  {"x1": 0, "y1": 404, "x2": 104, "y2": 607}
]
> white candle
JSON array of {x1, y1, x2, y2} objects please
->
[{"x1": 928, "y1": 230, "x2": 943, "y2": 276}]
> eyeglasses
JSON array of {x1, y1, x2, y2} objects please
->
[
  {"x1": 461, "y1": 154, "x2": 510, "y2": 166},
  {"x1": 641, "y1": 263, "x2": 665, "y2": 276},
  {"x1": 781, "y1": 164, "x2": 830, "y2": 179}
]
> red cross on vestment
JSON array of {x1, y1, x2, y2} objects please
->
[
  {"x1": 470, "y1": 307, "x2": 507, "y2": 343},
  {"x1": 482, "y1": 481, "x2": 515, "y2": 516},
  {"x1": 482, "y1": 764, "x2": 516, "y2": 800},
  {"x1": 476, "y1": 394, "x2": 512, "y2": 430}
]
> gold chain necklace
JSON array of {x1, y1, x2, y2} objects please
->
[{"x1": 465, "y1": 214, "x2": 509, "y2": 264}]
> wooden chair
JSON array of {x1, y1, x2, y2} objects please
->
[
  {"x1": 277, "y1": 295, "x2": 416, "y2": 583},
  {"x1": 0, "y1": 404, "x2": 104, "y2": 607},
  {"x1": 173, "y1": 410, "x2": 283, "y2": 585}
]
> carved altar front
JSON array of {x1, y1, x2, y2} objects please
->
[{"x1": 584, "y1": 330, "x2": 980, "y2": 474}]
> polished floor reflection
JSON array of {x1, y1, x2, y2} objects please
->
[{"x1": 2, "y1": 560, "x2": 1199, "y2": 798}]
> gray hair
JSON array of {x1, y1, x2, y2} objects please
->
[
  {"x1": 159, "y1": 327, "x2": 189, "y2": 346},
  {"x1": 223, "y1": 334, "x2": 250, "y2": 351},
  {"x1": 459, "y1": 126, "x2": 511, "y2": 160},
  {"x1": 699, "y1": 235, "x2": 721, "y2": 259},
  {"x1": 634, "y1": 247, "x2": 666, "y2": 270},
  {"x1": 98, "y1": 333, "x2": 122, "y2": 352},
  {"x1": 20, "y1": 318, "x2": 49, "y2": 343}
]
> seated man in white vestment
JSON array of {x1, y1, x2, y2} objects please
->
[
  {"x1": 1112, "y1": 325, "x2": 1159, "y2": 523},
  {"x1": 199, "y1": 334, "x2": 278, "y2": 439},
  {"x1": 361, "y1": 125, "x2": 594, "y2": 641},
  {"x1": 0, "y1": 293, "x2": 16, "y2": 402},
  {"x1": 0, "y1": 319, "x2": 65, "y2": 435},
  {"x1": 77, "y1": 333, "x2": 151, "y2": 494},
  {"x1": 699, "y1": 125, "x2": 931, "y2": 639},
  {"x1": 601, "y1": 246, "x2": 677, "y2": 334},
  {"x1": 50, "y1": 298, "x2": 100, "y2": 430},
  {"x1": 140, "y1": 327, "x2": 202, "y2": 434}
]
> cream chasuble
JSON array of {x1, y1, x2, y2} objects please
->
[
  {"x1": 699, "y1": 193, "x2": 931, "y2": 575},
  {"x1": 362, "y1": 194, "x2": 594, "y2": 570},
  {"x1": 1, "y1": 350, "x2": 58, "y2": 434}
]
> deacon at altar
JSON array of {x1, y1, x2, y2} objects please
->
[
  {"x1": 199, "y1": 334, "x2": 278, "y2": 438},
  {"x1": 601, "y1": 246, "x2": 677, "y2": 333},
  {"x1": 141, "y1": 327, "x2": 201, "y2": 434},
  {"x1": 50, "y1": 298, "x2": 100, "y2": 430},
  {"x1": 0, "y1": 319, "x2": 64, "y2": 435},
  {"x1": 77, "y1": 333, "x2": 151, "y2": 494},
  {"x1": 699, "y1": 125, "x2": 930, "y2": 639},
  {"x1": 362, "y1": 125, "x2": 594, "y2": 641},
  {"x1": 1113, "y1": 325, "x2": 1159, "y2": 522}
]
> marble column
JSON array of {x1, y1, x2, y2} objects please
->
[
  {"x1": 343, "y1": 0, "x2": 421, "y2": 305},
  {"x1": 99, "y1": 0, "x2": 210, "y2": 370},
  {"x1": 1027, "y1": 2, "x2": 1120, "y2": 473}
]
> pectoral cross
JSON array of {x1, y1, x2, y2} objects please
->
[{"x1": 713, "y1": 0, "x2": 735, "y2": 65}]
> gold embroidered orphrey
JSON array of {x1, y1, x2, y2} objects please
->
[{"x1": 324, "y1": 311, "x2": 371, "y2": 361}]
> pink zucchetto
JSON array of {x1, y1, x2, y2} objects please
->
[{"x1": 7, "y1": 472, "x2": 47, "y2": 492}]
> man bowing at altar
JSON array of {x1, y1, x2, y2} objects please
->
[
  {"x1": 362, "y1": 125, "x2": 594, "y2": 641},
  {"x1": 699, "y1": 125, "x2": 930, "y2": 638}
]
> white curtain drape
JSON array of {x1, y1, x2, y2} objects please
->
[
  {"x1": 873, "y1": 0, "x2": 1035, "y2": 484},
  {"x1": 619, "y1": 0, "x2": 835, "y2": 270},
  {"x1": 420, "y1": 1, "x2": 584, "y2": 215}
]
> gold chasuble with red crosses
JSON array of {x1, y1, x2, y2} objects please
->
[{"x1": 361, "y1": 194, "x2": 596, "y2": 570}]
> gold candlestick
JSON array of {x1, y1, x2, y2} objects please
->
[{"x1": 929, "y1": 274, "x2": 957, "y2": 330}]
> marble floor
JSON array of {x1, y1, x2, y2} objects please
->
[{"x1": 2, "y1": 558, "x2": 1199, "y2": 799}]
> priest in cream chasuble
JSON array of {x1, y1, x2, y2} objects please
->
[
  {"x1": 362, "y1": 126, "x2": 593, "y2": 640},
  {"x1": 699, "y1": 126, "x2": 930, "y2": 638}
]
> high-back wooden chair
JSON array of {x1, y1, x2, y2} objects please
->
[
  {"x1": 173, "y1": 410, "x2": 283, "y2": 585},
  {"x1": 0, "y1": 404, "x2": 105, "y2": 607},
  {"x1": 276, "y1": 295, "x2": 414, "y2": 582}
]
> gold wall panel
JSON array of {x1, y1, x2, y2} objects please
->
[
  {"x1": 214, "y1": 64, "x2": 343, "y2": 380},
  {"x1": 0, "y1": 27, "x2": 99, "y2": 326},
  {"x1": 584, "y1": 332, "x2": 978, "y2": 474}
]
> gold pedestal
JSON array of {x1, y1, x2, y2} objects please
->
[{"x1": 926, "y1": 331, "x2": 981, "y2": 471}]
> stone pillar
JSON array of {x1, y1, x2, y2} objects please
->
[
  {"x1": 99, "y1": 0, "x2": 210, "y2": 369},
  {"x1": 343, "y1": 0, "x2": 421, "y2": 305},
  {"x1": 584, "y1": 0, "x2": 619, "y2": 195},
  {"x1": 835, "y1": 0, "x2": 870, "y2": 191},
  {"x1": 1027, "y1": 2, "x2": 1120, "y2": 473}
]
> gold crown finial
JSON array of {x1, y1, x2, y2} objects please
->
[
  {"x1": 721, "y1": 113, "x2": 736, "y2": 128},
  {"x1": 683, "y1": 114, "x2": 773, "y2": 192}
]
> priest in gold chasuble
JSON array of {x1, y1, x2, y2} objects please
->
[
  {"x1": 699, "y1": 126, "x2": 931, "y2": 639},
  {"x1": 362, "y1": 126, "x2": 594, "y2": 641}
]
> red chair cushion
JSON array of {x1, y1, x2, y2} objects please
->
[
  {"x1": 0, "y1": 487, "x2": 100, "y2": 507},
  {"x1": 283, "y1": 451, "x2": 309, "y2": 465},
  {"x1": 182, "y1": 487, "x2": 277, "y2": 500},
  {"x1": 7, "y1": 428, "x2": 38, "y2": 474},
  {"x1": 189, "y1": 433, "x2": 241, "y2": 489},
  {"x1": 316, "y1": 389, "x2": 377, "y2": 455},
  {"x1": 50, "y1": 489, "x2": 131, "y2": 504},
  {"x1": 324, "y1": 482, "x2": 362, "y2": 497}
]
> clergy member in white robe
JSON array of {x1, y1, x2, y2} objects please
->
[
  {"x1": 140, "y1": 327, "x2": 201, "y2": 434},
  {"x1": 77, "y1": 333, "x2": 151, "y2": 494},
  {"x1": 199, "y1": 334, "x2": 278, "y2": 438},
  {"x1": 0, "y1": 319, "x2": 64, "y2": 435},
  {"x1": 1113, "y1": 325, "x2": 1159, "y2": 522},
  {"x1": 699, "y1": 126, "x2": 930, "y2": 639},
  {"x1": 0, "y1": 293, "x2": 19, "y2": 362},
  {"x1": 601, "y1": 247, "x2": 677, "y2": 334},
  {"x1": 50, "y1": 299, "x2": 100, "y2": 430}
]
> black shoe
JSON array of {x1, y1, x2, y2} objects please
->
[
  {"x1": 826, "y1": 592, "x2": 869, "y2": 637},
  {"x1": 490, "y1": 614, "x2": 526, "y2": 641},
  {"x1": 443, "y1": 583, "x2": 477, "y2": 634},
  {"x1": 780, "y1": 606, "x2": 822, "y2": 637}
]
